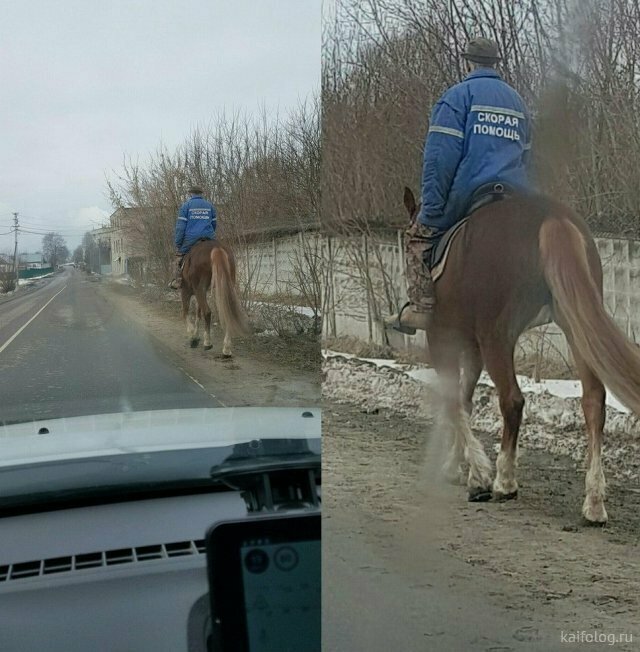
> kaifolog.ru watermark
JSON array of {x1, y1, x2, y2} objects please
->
[{"x1": 561, "y1": 631, "x2": 633, "y2": 646}]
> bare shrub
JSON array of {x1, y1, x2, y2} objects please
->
[
  {"x1": 0, "y1": 272, "x2": 16, "y2": 294},
  {"x1": 249, "y1": 303, "x2": 315, "y2": 338},
  {"x1": 288, "y1": 234, "x2": 322, "y2": 335}
]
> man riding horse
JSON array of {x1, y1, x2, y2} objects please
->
[
  {"x1": 169, "y1": 185, "x2": 217, "y2": 289},
  {"x1": 390, "y1": 37, "x2": 533, "y2": 334}
]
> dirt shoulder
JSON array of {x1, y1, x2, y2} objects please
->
[
  {"x1": 96, "y1": 280, "x2": 320, "y2": 407},
  {"x1": 323, "y1": 401, "x2": 639, "y2": 651}
]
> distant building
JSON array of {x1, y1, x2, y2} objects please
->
[
  {"x1": 108, "y1": 207, "x2": 150, "y2": 276},
  {"x1": 91, "y1": 226, "x2": 114, "y2": 275},
  {"x1": 92, "y1": 207, "x2": 158, "y2": 277},
  {"x1": 19, "y1": 252, "x2": 46, "y2": 270}
]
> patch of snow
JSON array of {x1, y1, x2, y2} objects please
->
[
  {"x1": 322, "y1": 349, "x2": 629, "y2": 414},
  {"x1": 110, "y1": 275, "x2": 134, "y2": 286},
  {"x1": 17, "y1": 272, "x2": 54, "y2": 286},
  {"x1": 322, "y1": 352, "x2": 640, "y2": 483},
  {"x1": 257, "y1": 329, "x2": 279, "y2": 337},
  {"x1": 251, "y1": 301, "x2": 316, "y2": 318}
]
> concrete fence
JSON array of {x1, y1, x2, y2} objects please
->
[
  {"x1": 234, "y1": 232, "x2": 322, "y2": 310},
  {"x1": 123, "y1": 226, "x2": 638, "y2": 365},
  {"x1": 320, "y1": 230, "x2": 640, "y2": 362}
]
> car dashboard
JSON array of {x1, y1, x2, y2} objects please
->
[{"x1": 0, "y1": 480, "x2": 320, "y2": 651}]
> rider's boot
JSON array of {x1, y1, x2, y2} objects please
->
[
  {"x1": 387, "y1": 222, "x2": 437, "y2": 335},
  {"x1": 388, "y1": 300, "x2": 434, "y2": 335},
  {"x1": 168, "y1": 256, "x2": 183, "y2": 290}
]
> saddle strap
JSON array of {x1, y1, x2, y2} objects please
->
[{"x1": 466, "y1": 182, "x2": 515, "y2": 217}]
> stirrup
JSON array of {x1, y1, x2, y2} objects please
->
[{"x1": 391, "y1": 302, "x2": 417, "y2": 335}]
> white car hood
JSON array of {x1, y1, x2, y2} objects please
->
[{"x1": 0, "y1": 407, "x2": 320, "y2": 467}]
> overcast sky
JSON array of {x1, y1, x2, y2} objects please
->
[{"x1": 0, "y1": 0, "x2": 319, "y2": 254}]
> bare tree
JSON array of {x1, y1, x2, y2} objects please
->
[
  {"x1": 72, "y1": 246, "x2": 83, "y2": 265},
  {"x1": 42, "y1": 232, "x2": 69, "y2": 268},
  {"x1": 320, "y1": 0, "x2": 640, "y2": 349},
  {"x1": 323, "y1": 0, "x2": 640, "y2": 237},
  {"x1": 107, "y1": 100, "x2": 320, "y2": 286},
  {"x1": 81, "y1": 231, "x2": 98, "y2": 269}
]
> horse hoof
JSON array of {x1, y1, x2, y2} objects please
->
[
  {"x1": 493, "y1": 490, "x2": 518, "y2": 502},
  {"x1": 222, "y1": 353, "x2": 233, "y2": 359},
  {"x1": 582, "y1": 516, "x2": 607, "y2": 527},
  {"x1": 203, "y1": 344, "x2": 213, "y2": 350},
  {"x1": 582, "y1": 502, "x2": 608, "y2": 525},
  {"x1": 468, "y1": 487, "x2": 492, "y2": 502},
  {"x1": 190, "y1": 339, "x2": 199, "y2": 348}
]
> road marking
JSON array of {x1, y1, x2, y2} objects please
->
[
  {"x1": 0, "y1": 285, "x2": 67, "y2": 355},
  {"x1": 178, "y1": 366, "x2": 227, "y2": 407}
]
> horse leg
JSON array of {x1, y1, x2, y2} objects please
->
[
  {"x1": 181, "y1": 287, "x2": 198, "y2": 346},
  {"x1": 481, "y1": 338, "x2": 523, "y2": 500},
  {"x1": 441, "y1": 343, "x2": 482, "y2": 485},
  {"x1": 203, "y1": 307, "x2": 212, "y2": 350},
  {"x1": 575, "y1": 353, "x2": 607, "y2": 523},
  {"x1": 193, "y1": 286, "x2": 211, "y2": 350},
  {"x1": 432, "y1": 335, "x2": 492, "y2": 497},
  {"x1": 192, "y1": 303, "x2": 202, "y2": 347},
  {"x1": 434, "y1": 345, "x2": 465, "y2": 485},
  {"x1": 222, "y1": 331, "x2": 232, "y2": 357},
  {"x1": 555, "y1": 315, "x2": 607, "y2": 523},
  {"x1": 461, "y1": 342, "x2": 483, "y2": 417},
  {"x1": 199, "y1": 287, "x2": 213, "y2": 351}
]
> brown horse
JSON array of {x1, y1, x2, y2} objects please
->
[
  {"x1": 402, "y1": 187, "x2": 640, "y2": 523},
  {"x1": 180, "y1": 240, "x2": 249, "y2": 356}
]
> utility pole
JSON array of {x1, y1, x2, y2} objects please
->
[{"x1": 12, "y1": 212, "x2": 18, "y2": 287}]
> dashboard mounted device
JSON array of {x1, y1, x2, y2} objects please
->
[{"x1": 206, "y1": 512, "x2": 320, "y2": 652}]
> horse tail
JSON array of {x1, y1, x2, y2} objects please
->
[
  {"x1": 539, "y1": 218, "x2": 640, "y2": 414},
  {"x1": 210, "y1": 246, "x2": 250, "y2": 337}
]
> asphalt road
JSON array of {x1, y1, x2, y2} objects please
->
[{"x1": 0, "y1": 270, "x2": 221, "y2": 424}]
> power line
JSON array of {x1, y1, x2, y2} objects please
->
[
  {"x1": 0, "y1": 224, "x2": 91, "y2": 236},
  {"x1": 18, "y1": 221, "x2": 96, "y2": 231},
  {"x1": 22, "y1": 222, "x2": 98, "y2": 230},
  {"x1": 1, "y1": 213, "x2": 109, "y2": 234},
  {"x1": 17, "y1": 227, "x2": 90, "y2": 236},
  {"x1": 15, "y1": 211, "x2": 111, "y2": 224}
]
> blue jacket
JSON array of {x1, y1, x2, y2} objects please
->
[
  {"x1": 174, "y1": 195, "x2": 217, "y2": 254},
  {"x1": 419, "y1": 68, "x2": 532, "y2": 231}
]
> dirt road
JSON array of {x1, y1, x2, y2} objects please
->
[
  {"x1": 323, "y1": 401, "x2": 639, "y2": 651},
  {"x1": 98, "y1": 280, "x2": 319, "y2": 407}
]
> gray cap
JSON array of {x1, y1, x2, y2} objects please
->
[
  {"x1": 463, "y1": 37, "x2": 501, "y2": 63},
  {"x1": 189, "y1": 185, "x2": 204, "y2": 195}
]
